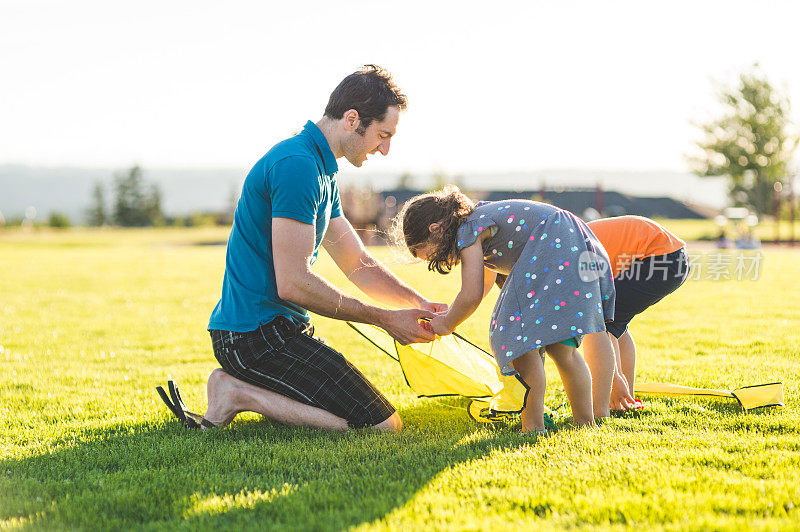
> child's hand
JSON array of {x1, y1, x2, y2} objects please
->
[{"x1": 429, "y1": 315, "x2": 453, "y2": 336}]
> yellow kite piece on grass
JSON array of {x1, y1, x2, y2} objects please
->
[
  {"x1": 636, "y1": 382, "x2": 784, "y2": 411},
  {"x1": 347, "y1": 322, "x2": 785, "y2": 418},
  {"x1": 347, "y1": 322, "x2": 532, "y2": 423}
]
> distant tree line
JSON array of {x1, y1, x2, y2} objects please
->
[
  {"x1": 86, "y1": 166, "x2": 237, "y2": 228},
  {"x1": 0, "y1": 165, "x2": 235, "y2": 229},
  {"x1": 88, "y1": 166, "x2": 163, "y2": 227},
  {"x1": 0, "y1": 207, "x2": 73, "y2": 229}
]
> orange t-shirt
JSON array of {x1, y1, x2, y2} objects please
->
[{"x1": 587, "y1": 216, "x2": 686, "y2": 277}]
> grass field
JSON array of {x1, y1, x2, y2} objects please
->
[
  {"x1": 1, "y1": 225, "x2": 799, "y2": 530},
  {"x1": 658, "y1": 218, "x2": 800, "y2": 243}
]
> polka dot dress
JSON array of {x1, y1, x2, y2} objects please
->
[{"x1": 456, "y1": 200, "x2": 616, "y2": 376}]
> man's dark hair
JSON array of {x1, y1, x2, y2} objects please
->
[{"x1": 324, "y1": 65, "x2": 407, "y2": 134}]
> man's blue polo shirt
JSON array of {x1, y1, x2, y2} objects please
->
[{"x1": 208, "y1": 121, "x2": 342, "y2": 332}]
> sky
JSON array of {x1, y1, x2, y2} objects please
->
[{"x1": 2, "y1": 0, "x2": 800, "y2": 178}]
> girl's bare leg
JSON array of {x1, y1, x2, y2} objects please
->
[
  {"x1": 618, "y1": 331, "x2": 637, "y2": 392},
  {"x1": 605, "y1": 333, "x2": 635, "y2": 411},
  {"x1": 545, "y1": 343, "x2": 595, "y2": 427},
  {"x1": 511, "y1": 350, "x2": 546, "y2": 433},
  {"x1": 580, "y1": 331, "x2": 616, "y2": 419}
]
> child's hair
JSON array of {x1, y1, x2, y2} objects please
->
[{"x1": 394, "y1": 185, "x2": 475, "y2": 274}]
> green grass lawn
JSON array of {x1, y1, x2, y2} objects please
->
[
  {"x1": 652, "y1": 217, "x2": 800, "y2": 243},
  {"x1": 1, "y1": 226, "x2": 799, "y2": 530}
]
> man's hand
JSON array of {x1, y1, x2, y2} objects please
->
[
  {"x1": 420, "y1": 300, "x2": 449, "y2": 313},
  {"x1": 429, "y1": 315, "x2": 453, "y2": 337},
  {"x1": 609, "y1": 373, "x2": 636, "y2": 411},
  {"x1": 379, "y1": 308, "x2": 436, "y2": 345}
]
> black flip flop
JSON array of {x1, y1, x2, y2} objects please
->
[{"x1": 155, "y1": 379, "x2": 216, "y2": 430}]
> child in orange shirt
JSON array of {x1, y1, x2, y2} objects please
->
[
  {"x1": 495, "y1": 215, "x2": 688, "y2": 411},
  {"x1": 583, "y1": 216, "x2": 688, "y2": 410}
]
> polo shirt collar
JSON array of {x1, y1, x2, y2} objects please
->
[{"x1": 302, "y1": 120, "x2": 338, "y2": 176}]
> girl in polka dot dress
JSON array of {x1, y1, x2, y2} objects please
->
[{"x1": 398, "y1": 186, "x2": 617, "y2": 433}]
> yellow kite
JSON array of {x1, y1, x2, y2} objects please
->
[
  {"x1": 348, "y1": 322, "x2": 530, "y2": 422},
  {"x1": 635, "y1": 382, "x2": 784, "y2": 411},
  {"x1": 347, "y1": 323, "x2": 784, "y2": 419}
]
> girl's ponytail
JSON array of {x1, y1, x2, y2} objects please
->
[{"x1": 394, "y1": 185, "x2": 475, "y2": 274}]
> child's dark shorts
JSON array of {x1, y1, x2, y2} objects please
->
[
  {"x1": 605, "y1": 248, "x2": 689, "y2": 338},
  {"x1": 209, "y1": 316, "x2": 396, "y2": 428}
]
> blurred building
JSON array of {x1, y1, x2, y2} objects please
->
[{"x1": 339, "y1": 185, "x2": 715, "y2": 244}]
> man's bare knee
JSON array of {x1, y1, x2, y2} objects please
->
[{"x1": 373, "y1": 412, "x2": 403, "y2": 434}]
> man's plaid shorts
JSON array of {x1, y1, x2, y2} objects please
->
[{"x1": 209, "y1": 316, "x2": 396, "y2": 428}]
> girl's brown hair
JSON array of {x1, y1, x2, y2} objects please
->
[{"x1": 394, "y1": 185, "x2": 475, "y2": 274}]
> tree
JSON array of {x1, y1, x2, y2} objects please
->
[
  {"x1": 86, "y1": 181, "x2": 107, "y2": 226},
  {"x1": 145, "y1": 182, "x2": 164, "y2": 226},
  {"x1": 113, "y1": 166, "x2": 144, "y2": 226},
  {"x1": 112, "y1": 166, "x2": 164, "y2": 226},
  {"x1": 47, "y1": 211, "x2": 71, "y2": 228},
  {"x1": 689, "y1": 65, "x2": 798, "y2": 216}
]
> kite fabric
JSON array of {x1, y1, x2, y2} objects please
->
[
  {"x1": 347, "y1": 322, "x2": 785, "y2": 419},
  {"x1": 635, "y1": 382, "x2": 784, "y2": 410},
  {"x1": 347, "y1": 322, "x2": 531, "y2": 422}
]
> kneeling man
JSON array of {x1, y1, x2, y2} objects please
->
[{"x1": 172, "y1": 66, "x2": 444, "y2": 433}]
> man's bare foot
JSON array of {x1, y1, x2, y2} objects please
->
[{"x1": 203, "y1": 368, "x2": 243, "y2": 428}]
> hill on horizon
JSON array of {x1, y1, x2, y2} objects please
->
[{"x1": 0, "y1": 164, "x2": 728, "y2": 223}]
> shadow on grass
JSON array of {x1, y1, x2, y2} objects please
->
[{"x1": 1, "y1": 401, "x2": 538, "y2": 530}]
